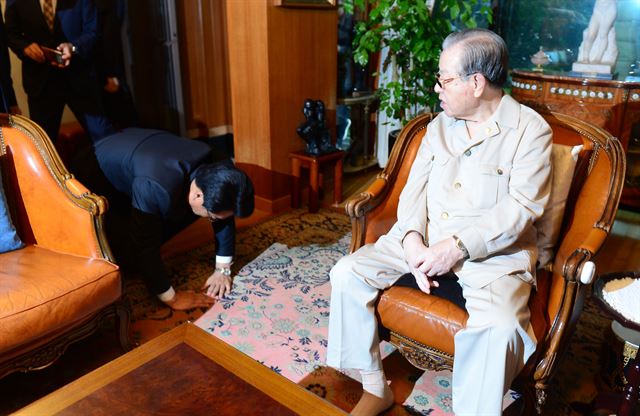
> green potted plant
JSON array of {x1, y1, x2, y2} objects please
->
[{"x1": 345, "y1": 0, "x2": 493, "y2": 125}]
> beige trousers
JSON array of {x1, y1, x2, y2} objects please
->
[{"x1": 326, "y1": 232, "x2": 536, "y2": 415}]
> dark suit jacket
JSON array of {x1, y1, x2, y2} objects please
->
[
  {"x1": 0, "y1": 12, "x2": 17, "y2": 111},
  {"x1": 4, "y1": 0, "x2": 98, "y2": 97},
  {"x1": 94, "y1": 0, "x2": 125, "y2": 79}
]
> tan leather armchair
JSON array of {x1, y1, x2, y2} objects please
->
[
  {"x1": 345, "y1": 111, "x2": 625, "y2": 413},
  {"x1": 0, "y1": 114, "x2": 131, "y2": 378}
]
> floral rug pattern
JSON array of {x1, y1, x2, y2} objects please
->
[{"x1": 197, "y1": 239, "x2": 345, "y2": 381}]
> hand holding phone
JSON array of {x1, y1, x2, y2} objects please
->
[{"x1": 41, "y1": 46, "x2": 64, "y2": 65}]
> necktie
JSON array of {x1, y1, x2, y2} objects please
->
[{"x1": 42, "y1": 0, "x2": 54, "y2": 31}]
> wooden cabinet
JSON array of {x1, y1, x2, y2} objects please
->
[{"x1": 511, "y1": 69, "x2": 640, "y2": 210}]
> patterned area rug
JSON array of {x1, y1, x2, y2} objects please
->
[
  {"x1": 545, "y1": 298, "x2": 616, "y2": 415},
  {"x1": 125, "y1": 209, "x2": 353, "y2": 344}
]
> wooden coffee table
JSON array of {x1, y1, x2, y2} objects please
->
[{"x1": 15, "y1": 323, "x2": 347, "y2": 415}]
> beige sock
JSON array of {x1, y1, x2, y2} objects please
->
[{"x1": 360, "y1": 369, "x2": 388, "y2": 398}]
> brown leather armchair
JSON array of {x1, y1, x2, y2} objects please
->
[
  {"x1": 345, "y1": 111, "x2": 625, "y2": 413},
  {"x1": 0, "y1": 114, "x2": 131, "y2": 378}
]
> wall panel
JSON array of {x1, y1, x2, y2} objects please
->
[
  {"x1": 177, "y1": 0, "x2": 232, "y2": 138},
  {"x1": 226, "y1": 0, "x2": 337, "y2": 212}
]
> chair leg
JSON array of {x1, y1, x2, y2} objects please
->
[
  {"x1": 115, "y1": 300, "x2": 134, "y2": 351},
  {"x1": 519, "y1": 384, "x2": 546, "y2": 415},
  {"x1": 534, "y1": 386, "x2": 547, "y2": 415}
]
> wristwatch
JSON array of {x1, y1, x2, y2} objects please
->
[
  {"x1": 452, "y1": 235, "x2": 469, "y2": 259},
  {"x1": 215, "y1": 266, "x2": 232, "y2": 276},
  {"x1": 70, "y1": 44, "x2": 77, "y2": 54}
]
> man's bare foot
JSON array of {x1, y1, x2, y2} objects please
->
[
  {"x1": 350, "y1": 384, "x2": 394, "y2": 416},
  {"x1": 165, "y1": 290, "x2": 215, "y2": 310}
]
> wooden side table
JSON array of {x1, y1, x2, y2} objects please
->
[{"x1": 289, "y1": 150, "x2": 345, "y2": 213}]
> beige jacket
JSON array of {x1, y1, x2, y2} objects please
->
[{"x1": 391, "y1": 95, "x2": 552, "y2": 288}]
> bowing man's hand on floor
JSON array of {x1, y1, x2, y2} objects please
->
[{"x1": 202, "y1": 266, "x2": 233, "y2": 299}]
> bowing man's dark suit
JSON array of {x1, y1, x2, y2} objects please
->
[
  {"x1": 93, "y1": 128, "x2": 236, "y2": 296},
  {"x1": 4, "y1": 0, "x2": 113, "y2": 142}
]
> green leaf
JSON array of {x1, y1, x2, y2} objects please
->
[
  {"x1": 348, "y1": 0, "x2": 492, "y2": 123},
  {"x1": 449, "y1": 4, "x2": 460, "y2": 19}
]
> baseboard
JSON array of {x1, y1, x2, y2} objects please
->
[
  {"x1": 254, "y1": 194, "x2": 291, "y2": 215},
  {"x1": 186, "y1": 125, "x2": 232, "y2": 139}
]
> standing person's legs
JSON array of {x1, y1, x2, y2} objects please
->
[
  {"x1": 327, "y1": 232, "x2": 409, "y2": 415},
  {"x1": 66, "y1": 87, "x2": 115, "y2": 142},
  {"x1": 452, "y1": 274, "x2": 537, "y2": 416},
  {"x1": 102, "y1": 81, "x2": 139, "y2": 129},
  {"x1": 27, "y1": 91, "x2": 65, "y2": 143}
]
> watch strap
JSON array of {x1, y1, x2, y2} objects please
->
[
  {"x1": 215, "y1": 266, "x2": 232, "y2": 277},
  {"x1": 453, "y1": 235, "x2": 469, "y2": 259}
]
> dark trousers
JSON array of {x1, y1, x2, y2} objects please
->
[
  {"x1": 27, "y1": 77, "x2": 114, "y2": 143},
  {"x1": 101, "y1": 81, "x2": 138, "y2": 130}
]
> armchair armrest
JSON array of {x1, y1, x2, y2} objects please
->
[{"x1": 346, "y1": 176, "x2": 390, "y2": 253}]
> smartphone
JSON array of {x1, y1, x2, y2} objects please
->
[{"x1": 41, "y1": 46, "x2": 63, "y2": 64}]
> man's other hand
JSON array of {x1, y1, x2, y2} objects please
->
[
  {"x1": 402, "y1": 231, "x2": 428, "y2": 269},
  {"x1": 104, "y1": 76, "x2": 120, "y2": 93},
  {"x1": 24, "y1": 43, "x2": 45, "y2": 63},
  {"x1": 418, "y1": 237, "x2": 464, "y2": 277},
  {"x1": 402, "y1": 231, "x2": 439, "y2": 294},
  {"x1": 202, "y1": 269, "x2": 233, "y2": 299},
  {"x1": 412, "y1": 267, "x2": 439, "y2": 294},
  {"x1": 165, "y1": 290, "x2": 215, "y2": 310},
  {"x1": 56, "y1": 42, "x2": 73, "y2": 67}
]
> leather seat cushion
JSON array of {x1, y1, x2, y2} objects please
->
[
  {"x1": 378, "y1": 286, "x2": 467, "y2": 355},
  {"x1": 0, "y1": 245, "x2": 121, "y2": 354},
  {"x1": 378, "y1": 273, "x2": 551, "y2": 356}
]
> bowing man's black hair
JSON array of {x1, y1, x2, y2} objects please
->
[{"x1": 194, "y1": 161, "x2": 255, "y2": 218}]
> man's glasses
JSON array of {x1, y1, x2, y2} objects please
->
[{"x1": 435, "y1": 72, "x2": 473, "y2": 89}]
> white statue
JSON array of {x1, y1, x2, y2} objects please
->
[{"x1": 572, "y1": 0, "x2": 618, "y2": 75}]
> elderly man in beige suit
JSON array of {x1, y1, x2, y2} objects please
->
[{"x1": 326, "y1": 28, "x2": 552, "y2": 416}]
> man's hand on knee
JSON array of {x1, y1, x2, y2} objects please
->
[
  {"x1": 418, "y1": 237, "x2": 464, "y2": 277},
  {"x1": 402, "y1": 231, "x2": 428, "y2": 268},
  {"x1": 411, "y1": 268, "x2": 439, "y2": 294}
]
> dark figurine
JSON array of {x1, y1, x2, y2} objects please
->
[
  {"x1": 296, "y1": 99, "x2": 336, "y2": 156},
  {"x1": 297, "y1": 99, "x2": 320, "y2": 155},
  {"x1": 315, "y1": 100, "x2": 337, "y2": 154}
]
